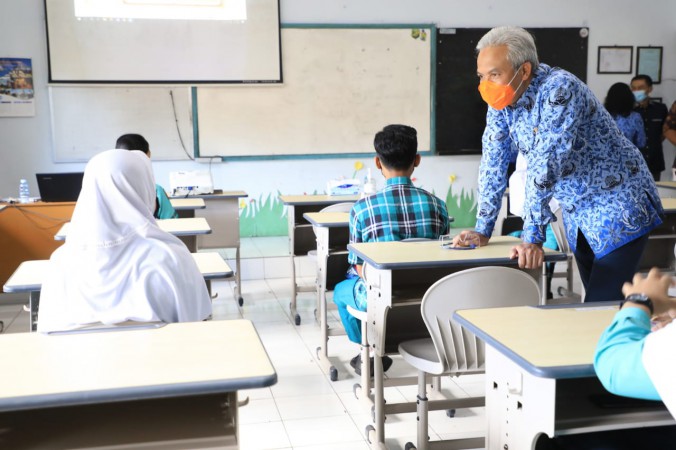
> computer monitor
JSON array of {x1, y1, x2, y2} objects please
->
[{"x1": 35, "y1": 172, "x2": 84, "y2": 202}]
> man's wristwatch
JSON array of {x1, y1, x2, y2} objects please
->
[{"x1": 621, "y1": 293, "x2": 654, "y2": 315}]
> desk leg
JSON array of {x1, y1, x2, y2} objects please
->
[
  {"x1": 235, "y1": 245, "x2": 243, "y2": 306},
  {"x1": 179, "y1": 235, "x2": 197, "y2": 253},
  {"x1": 486, "y1": 346, "x2": 554, "y2": 450},
  {"x1": 372, "y1": 355, "x2": 386, "y2": 447},
  {"x1": 287, "y1": 205, "x2": 301, "y2": 325},
  {"x1": 29, "y1": 291, "x2": 40, "y2": 332}
]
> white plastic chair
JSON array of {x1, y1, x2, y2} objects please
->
[
  {"x1": 398, "y1": 266, "x2": 541, "y2": 450},
  {"x1": 549, "y1": 209, "x2": 580, "y2": 301}
]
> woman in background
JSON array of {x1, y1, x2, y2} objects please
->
[
  {"x1": 38, "y1": 149, "x2": 211, "y2": 332},
  {"x1": 605, "y1": 82, "x2": 646, "y2": 149}
]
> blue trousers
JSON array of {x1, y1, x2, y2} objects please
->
[
  {"x1": 333, "y1": 277, "x2": 364, "y2": 344},
  {"x1": 573, "y1": 230, "x2": 649, "y2": 302}
]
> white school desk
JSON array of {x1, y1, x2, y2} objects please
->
[
  {"x1": 303, "y1": 212, "x2": 351, "y2": 381},
  {"x1": 454, "y1": 304, "x2": 674, "y2": 450},
  {"x1": 54, "y1": 217, "x2": 211, "y2": 253},
  {"x1": 347, "y1": 236, "x2": 566, "y2": 447},
  {"x1": 0, "y1": 319, "x2": 276, "y2": 449},
  {"x1": 3, "y1": 252, "x2": 232, "y2": 332},
  {"x1": 657, "y1": 181, "x2": 676, "y2": 198},
  {"x1": 172, "y1": 190, "x2": 248, "y2": 306},
  {"x1": 280, "y1": 195, "x2": 359, "y2": 326},
  {"x1": 638, "y1": 197, "x2": 676, "y2": 272},
  {"x1": 169, "y1": 197, "x2": 206, "y2": 214}
]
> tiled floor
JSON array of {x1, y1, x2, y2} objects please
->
[{"x1": 0, "y1": 240, "x2": 583, "y2": 449}]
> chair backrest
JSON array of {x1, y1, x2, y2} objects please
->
[
  {"x1": 421, "y1": 266, "x2": 540, "y2": 375},
  {"x1": 550, "y1": 208, "x2": 570, "y2": 254},
  {"x1": 320, "y1": 202, "x2": 355, "y2": 213}
]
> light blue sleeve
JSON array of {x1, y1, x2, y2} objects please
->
[
  {"x1": 155, "y1": 184, "x2": 178, "y2": 220},
  {"x1": 594, "y1": 307, "x2": 661, "y2": 400}
]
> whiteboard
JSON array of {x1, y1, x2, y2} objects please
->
[
  {"x1": 196, "y1": 26, "x2": 433, "y2": 158},
  {"x1": 50, "y1": 86, "x2": 194, "y2": 162}
]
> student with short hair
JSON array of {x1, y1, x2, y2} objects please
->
[
  {"x1": 115, "y1": 133, "x2": 178, "y2": 219},
  {"x1": 37, "y1": 149, "x2": 211, "y2": 332},
  {"x1": 333, "y1": 124, "x2": 449, "y2": 375}
]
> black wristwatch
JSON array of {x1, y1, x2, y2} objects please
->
[{"x1": 621, "y1": 293, "x2": 654, "y2": 315}]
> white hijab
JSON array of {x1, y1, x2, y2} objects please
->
[
  {"x1": 37, "y1": 149, "x2": 211, "y2": 332},
  {"x1": 643, "y1": 322, "x2": 676, "y2": 418}
]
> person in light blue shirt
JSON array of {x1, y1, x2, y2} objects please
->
[
  {"x1": 604, "y1": 82, "x2": 646, "y2": 149},
  {"x1": 115, "y1": 133, "x2": 178, "y2": 220},
  {"x1": 452, "y1": 26, "x2": 663, "y2": 303}
]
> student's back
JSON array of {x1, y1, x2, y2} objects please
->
[
  {"x1": 37, "y1": 149, "x2": 211, "y2": 332},
  {"x1": 350, "y1": 176, "x2": 448, "y2": 244}
]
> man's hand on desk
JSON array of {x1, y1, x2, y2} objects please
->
[
  {"x1": 450, "y1": 230, "x2": 489, "y2": 248},
  {"x1": 622, "y1": 268, "x2": 676, "y2": 330},
  {"x1": 509, "y1": 242, "x2": 544, "y2": 269}
]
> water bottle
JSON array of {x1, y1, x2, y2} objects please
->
[{"x1": 19, "y1": 178, "x2": 30, "y2": 203}]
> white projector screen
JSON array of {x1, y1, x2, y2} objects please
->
[{"x1": 44, "y1": 0, "x2": 281, "y2": 83}]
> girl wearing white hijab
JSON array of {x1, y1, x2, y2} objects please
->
[{"x1": 37, "y1": 149, "x2": 211, "y2": 332}]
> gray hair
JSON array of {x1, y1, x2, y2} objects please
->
[{"x1": 476, "y1": 26, "x2": 539, "y2": 72}]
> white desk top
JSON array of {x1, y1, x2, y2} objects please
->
[
  {"x1": 169, "y1": 198, "x2": 206, "y2": 210},
  {"x1": 170, "y1": 190, "x2": 248, "y2": 199},
  {"x1": 3, "y1": 253, "x2": 232, "y2": 293},
  {"x1": 349, "y1": 236, "x2": 566, "y2": 270},
  {"x1": 280, "y1": 194, "x2": 360, "y2": 205},
  {"x1": 303, "y1": 212, "x2": 350, "y2": 227},
  {"x1": 454, "y1": 304, "x2": 619, "y2": 379},
  {"x1": 0, "y1": 320, "x2": 276, "y2": 412},
  {"x1": 661, "y1": 197, "x2": 676, "y2": 212},
  {"x1": 55, "y1": 217, "x2": 212, "y2": 241},
  {"x1": 657, "y1": 181, "x2": 676, "y2": 191}
]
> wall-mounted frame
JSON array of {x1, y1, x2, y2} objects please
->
[
  {"x1": 636, "y1": 46, "x2": 663, "y2": 84},
  {"x1": 597, "y1": 46, "x2": 633, "y2": 74}
]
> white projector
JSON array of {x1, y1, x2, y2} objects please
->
[{"x1": 169, "y1": 170, "x2": 214, "y2": 196}]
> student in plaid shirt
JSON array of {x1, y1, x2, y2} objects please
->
[{"x1": 333, "y1": 124, "x2": 449, "y2": 375}]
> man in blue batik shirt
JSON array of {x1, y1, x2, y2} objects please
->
[{"x1": 452, "y1": 26, "x2": 663, "y2": 302}]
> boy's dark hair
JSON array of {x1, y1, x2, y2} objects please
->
[
  {"x1": 115, "y1": 134, "x2": 150, "y2": 155},
  {"x1": 373, "y1": 124, "x2": 418, "y2": 170},
  {"x1": 604, "y1": 82, "x2": 635, "y2": 117},
  {"x1": 631, "y1": 74, "x2": 653, "y2": 87}
]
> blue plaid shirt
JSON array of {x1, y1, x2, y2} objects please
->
[
  {"x1": 348, "y1": 176, "x2": 449, "y2": 265},
  {"x1": 477, "y1": 64, "x2": 663, "y2": 258}
]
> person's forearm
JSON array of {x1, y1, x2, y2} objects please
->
[
  {"x1": 594, "y1": 308, "x2": 661, "y2": 400},
  {"x1": 666, "y1": 129, "x2": 676, "y2": 146}
]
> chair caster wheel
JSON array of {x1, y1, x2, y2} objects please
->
[
  {"x1": 353, "y1": 383, "x2": 361, "y2": 399},
  {"x1": 557, "y1": 286, "x2": 565, "y2": 296},
  {"x1": 446, "y1": 408, "x2": 456, "y2": 418},
  {"x1": 238, "y1": 297, "x2": 244, "y2": 306},
  {"x1": 294, "y1": 314, "x2": 301, "y2": 326},
  {"x1": 330, "y1": 366, "x2": 338, "y2": 382}
]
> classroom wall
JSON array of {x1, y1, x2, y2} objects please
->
[{"x1": 1, "y1": 0, "x2": 675, "y2": 234}]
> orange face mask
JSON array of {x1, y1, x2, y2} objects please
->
[{"x1": 478, "y1": 66, "x2": 524, "y2": 110}]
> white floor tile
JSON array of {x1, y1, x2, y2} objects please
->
[
  {"x1": 275, "y1": 393, "x2": 347, "y2": 421},
  {"x1": 283, "y1": 415, "x2": 363, "y2": 448},
  {"x1": 239, "y1": 398, "x2": 282, "y2": 425},
  {"x1": 239, "y1": 420, "x2": 291, "y2": 450},
  {"x1": 270, "y1": 374, "x2": 336, "y2": 399}
]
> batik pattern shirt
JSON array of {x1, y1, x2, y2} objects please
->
[
  {"x1": 348, "y1": 176, "x2": 449, "y2": 265},
  {"x1": 476, "y1": 64, "x2": 663, "y2": 258},
  {"x1": 614, "y1": 111, "x2": 646, "y2": 149}
]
